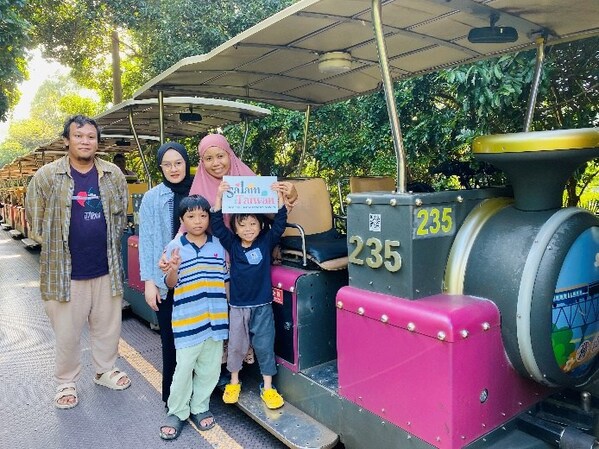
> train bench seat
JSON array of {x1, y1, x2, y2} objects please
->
[{"x1": 280, "y1": 177, "x2": 348, "y2": 271}]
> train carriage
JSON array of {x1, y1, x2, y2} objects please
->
[{"x1": 125, "y1": 1, "x2": 599, "y2": 448}]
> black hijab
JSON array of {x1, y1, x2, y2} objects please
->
[{"x1": 157, "y1": 141, "x2": 193, "y2": 238}]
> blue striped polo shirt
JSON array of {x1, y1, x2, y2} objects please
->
[{"x1": 163, "y1": 233, "x2": 229, "y2": 349}]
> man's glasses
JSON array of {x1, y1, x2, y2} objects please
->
[{"x1": 160, "y1": 160, "x2": 184, "y2": 170}]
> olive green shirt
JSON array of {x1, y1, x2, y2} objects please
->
[{"x1": 25, "y1": 155, "x2": 128, "y2": 302}]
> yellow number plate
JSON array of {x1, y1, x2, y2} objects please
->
[{"x1": 413, "y1": 206, "x2": 455, "y2": 239}]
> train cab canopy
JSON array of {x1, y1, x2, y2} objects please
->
[
  {"x1": 94, "y1": 96, "x2": 271, "y2": 139},
  {"x1": 132, "y1": 0, "x2": 599, "y2": 111}
]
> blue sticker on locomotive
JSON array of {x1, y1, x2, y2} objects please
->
[{"x1": 552, "y1": 227, "x2": 599, "y2": 376}]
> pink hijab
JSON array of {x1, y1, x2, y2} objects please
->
[{"x1": 189, "y1": 133, "x2": 255, "y2": 205}]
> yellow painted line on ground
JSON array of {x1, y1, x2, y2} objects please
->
[{"x1": 119, "y1": 338, "x2": 243, "y2": 449}]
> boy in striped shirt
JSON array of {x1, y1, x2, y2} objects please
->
[{"x1": 159, "y1": 194, "x2": 228, "y2": 440}]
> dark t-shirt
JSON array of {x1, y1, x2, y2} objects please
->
[
  {"x1": 69, "y1": 165, "x2": 109, "y2": 280},
  {"x1": 210, "y1": 207, "x2": 287, "y2": 307}
]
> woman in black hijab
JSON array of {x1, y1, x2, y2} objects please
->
[{"x1": 138, "y1": 142, "x2": 193, "y2": 404}]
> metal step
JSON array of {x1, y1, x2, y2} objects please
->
[
  {"x1": 222, "y1": 376, "x2": 339, "y2": 449},
  {"x1": 21, "y1": 238, "x2": 40, "y2": 248},
  {"x1": 8, "y1": 229, "x2": 23, "y2": 239}
]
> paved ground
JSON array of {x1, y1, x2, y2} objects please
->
[{"x1": 0, "y1": 228, "x2": 288, "y2": 449}]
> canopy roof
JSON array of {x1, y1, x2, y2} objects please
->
[
  {"x1": 95, "y1": 96, "x2": 271, "y2": 138},
  {"x1": 0, "y1": 135, "x2": 159, "y2": 182},
  {"x1": 133, "y1": 0, "x2": 599, "y2": 111},
  {"x1": 1, "y1": 96, "x2": 269, "y2": 182}
]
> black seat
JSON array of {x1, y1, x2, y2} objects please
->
[{"x1": 280, "y1": 178, "x2": 348, "y2": 271}]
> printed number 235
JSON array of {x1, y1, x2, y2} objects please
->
[
  {"x1": 348, "y1": 236, "x2": 402, "y2": 272},
  {"x1": 416, "y1": 207, "x2": 453, "y2": 236}
]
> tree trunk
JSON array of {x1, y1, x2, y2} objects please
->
[
  {"x1": 565, "y1": 177, "x2": 579, "y2": 207},
  {"x1": 111, "y1": 30, "x2": 122, "y2": 104}
]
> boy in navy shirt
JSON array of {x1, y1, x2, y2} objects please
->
[{"x1": 211, "y1": 180, "x2": 287, "y2": 409}]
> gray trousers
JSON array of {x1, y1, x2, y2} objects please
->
[{"x1": 227, "y1": 304, "x2": 276, "y2": 376}]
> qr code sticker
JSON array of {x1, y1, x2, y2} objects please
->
[{"x1": 369, "y1": 213, "x2": 382, "y2": 232}]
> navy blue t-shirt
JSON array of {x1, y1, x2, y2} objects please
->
[
  {"x1": 211, "y1": 207, "x2": 287, "y2": 307},
  {"x1": 69, "y1": 165, "x2": 109, "y2": 280}
]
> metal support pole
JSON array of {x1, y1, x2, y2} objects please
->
[
  {"x1": 128, "y1": 110, "x2": 153, "y2": 188},
  {"x1": 297, "y1": 105, "x2": 311, "y2": 176},
  {"x1": 523, "y1": 36, "x2": 546, "y2": 132},
  {"x1": 240, "y1": 114, "x2": 250, "y2": 160},
  {"x1": 158, "y1": 90, "x2": 165, "y2": 144},
  {"x1": 372, "y1": 0, "x2": 406, "y2": 193}
]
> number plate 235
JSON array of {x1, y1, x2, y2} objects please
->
[{"x1": 413, "y1": 206, "x2": 454, "y2": 239}]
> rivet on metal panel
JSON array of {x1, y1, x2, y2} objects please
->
[
  {"x1": 390, "y1": 199, "x2": 397, "y2": 206},
  {"x1": 289, "y1": 286, "x2": 294, "y2": 293},
  {"x1": 482, "y1": 423, "x2": 486, "y2": 428},
  {"x1": 407, "y1": 322, "x2": 415, "y2": 332},
  {"x1": 436, "y1": 436, "x2": 441, "y2": 442},
  {"x1": 480, "y1": 389, "x2": 489, "y2": 403},
  {"x1": 518, "y1": 401, "x2": 523, "y2": 406},
  {"x1": 336, "y1": 301, "x2": 344, "y2": 309},
  {"x1": 582, "y1": 391, "x2": 592, "y2": 412},
  {"x1": 437, "y1": 331, "x2": 446, "y2": 341},
  {"x1": 460, "y1": 329, "x2": 469, "y2": 338},
  {"x1": 461, "y1": 436, "x2": 466, "y2": 440},
  {"x1": 365, "y1": 198, "x2": 372, "y2": 205},
  {"x1": 415, "y1": 198, "x2": 423, "y2": 207},
  {"x1": 277, "y1": 282, "x2": 282, "y2": 288},
  {"x1": 457, "y1": 195, "x2": 464, "y2": 203},
  {"x1": 407, "y1": 421, "x2": 411, "y2": 426},
  {"x1": 381, "y1": 314, "x2": 389, "y2": 323},
  {"x1": 381, "y1": 408, "x2": 385, "y2": 413},
  {"x1": 346, "y1": 197, "x2": 352, "y2": 205},
  {"x1": 358, "y1": 307, "x2": 365, "y2": 315},
  {"x1": 407, "y1": 435, "x2": 411, "y2": 440},
  {"x1": 369, "y1": 281, "x2": 373, "y2": 285},
  {"x1": 482, "y1": 322, "x2": 491, "y2": 330}
]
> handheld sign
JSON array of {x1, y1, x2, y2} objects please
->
[{"x1": 222, "y1": 176, "x2": 278, "y2": 214}]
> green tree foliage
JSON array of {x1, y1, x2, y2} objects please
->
[
  {"x1": 0, "y1": 139, "x2": 25, "y2": 168},
  {"x1": 239, "y1": 37, "x2": 597, "y2": 202},
  {"x1": 0, "y1": 74, "x2": 104, "y2": 168},
  {"x1": 0, "y1": 0, "x2": 30, "y2": 122},
  {"x1": 22, "y1": 0, "x2": 294, "y2": 102}
]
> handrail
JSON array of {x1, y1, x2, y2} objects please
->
[
  {"x1": 372, "y1": 0, "x2": 406, "y2": 193},
  {"x1": 523, "y1": 36, "x2": 547, "y2": 132},
  {"x1": 284, "y1": 223, "x2": 307, "y2": 267}
]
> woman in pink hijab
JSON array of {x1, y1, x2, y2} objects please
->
[{"x1": 190, "y1": 133, "x2": 298, "y2": 223}]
